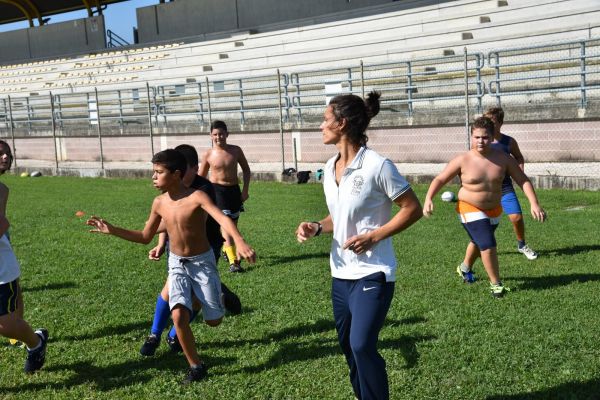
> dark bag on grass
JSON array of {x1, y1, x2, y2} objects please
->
[
  {"x1": 297, "y1": 171, "x2": 310, "y2": 184},
  {"x1": 282, "y1": 167, "x2": 296, "y2": 176}
]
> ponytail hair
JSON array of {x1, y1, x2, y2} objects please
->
[
  {"x1": 328, "y1": 91, "x2": 381, "y2": 146},
  {"x1": 365, "y1": 91, "x2": 381, "y2": 120}
]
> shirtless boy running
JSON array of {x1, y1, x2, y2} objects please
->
[
  {"x1": 87, "y1": 149, "x2": 256, "y2": 383},
  {"x1": 200, "y1": 120, "x2": 251, "y2": 272},
  {"x1": 423, "y1": 117, "x2": 546, "y2": 298}
]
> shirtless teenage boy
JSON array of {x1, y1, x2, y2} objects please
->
[
  {"x1": 87, "y1": 149, "x2": 256, "y2": 383},
  {"x1": 423, "y1": 117, "x2": 546, "y2": 298},
  {"x1": 200, "y1": 120, "x2": 251, "y2": 273}
]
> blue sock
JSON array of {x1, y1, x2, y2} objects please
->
[
  {"x1": 168, "y1": 308, "x2": 199, "y2": 339},
  {"x1": 150, "y1": 295, "x2": 171, "y2": 337},
  {"x1": 518, "y1": 240, "x2": 526, "y2": 249}
]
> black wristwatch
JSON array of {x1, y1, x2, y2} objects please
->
[{"x1": 311, "y1": 221, "x2": 322, "y2": 237}]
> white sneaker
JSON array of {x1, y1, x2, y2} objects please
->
[{"x1": 518, "y1": 245, "x2": 538, "y2": 260}]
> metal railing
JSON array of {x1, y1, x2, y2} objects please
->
[
  {"x1": 107, "y1": 30, "x2": 130, "y2": 48},
  {"x1": 488, "y1": 38, "x2": 600, "y2": 108},
  {"x1": 1, "y1": 38, "x2": 599, "y2": 137},
  {"x1": 154, "y1": 73, "x2": 291, "y2": 129}
]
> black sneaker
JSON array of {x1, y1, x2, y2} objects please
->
[
  {"x1": 140, "y1": 334, "x2": 160, "y2": 356},
  {"x1": 24, "y1": 328, "x2": 48, "y2": 373},
  {"x1": 221, "y1": 250, "x2": 229, "y2": 262},
  {"x1": 166, "y1": 334, "x2": 183, "y2": 353},
  {"x1": 229, "y1": 263, "x2": 244, "y2": 273},
  {"x1": 221, "y1": 283, "x2": 242, "y2": 315},
  {"x1": 182, "y1": 363, "x2": 208, "y2": 384}
]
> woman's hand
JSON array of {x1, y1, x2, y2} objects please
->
[
  {"x1": 296, "y1": 222, "x2": 318, "y2": 243},
  {"x1": 343, "y1": 233, "x2": 375, "y2": 254}
]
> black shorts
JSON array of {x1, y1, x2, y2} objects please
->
[
  {"x1": 214, "y1": 184, "x2": 244, "y2": 220},
  {"x1": 0, "y1": 279, "x2": 20, "y2": 316}
]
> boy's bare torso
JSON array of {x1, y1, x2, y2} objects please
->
[
  {"x1": 204, "y1": 145, "x2": 241, "y2": 186},
  {"x1": 155, "y1": 189, "x2": 210, "y2": 257},
  {"x1": 458, "y1": 149, "x2": 510, "y2": 210}
]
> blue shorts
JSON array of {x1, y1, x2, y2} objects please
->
[
  {"x1": 0, "y1": 279, "x2": 19, "y2": 316},
  {"x1": 456, "y1": 201, "x2": 501, "y2": 251},
  {"x1": 501, "y1": 191, "x2": 522, "y2": 215},
  {"x1": 462, "y1": 219, "x2": 499, "y2": 251}
]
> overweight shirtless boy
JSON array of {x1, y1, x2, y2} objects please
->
[
  {"x1": 87, "y1": 149, "x2": 256, "y2": 383},
  {"x1": 423, "y1": 117, "x2": 546, "y2": 298}
]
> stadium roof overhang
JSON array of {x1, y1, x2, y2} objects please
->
[{"x1": 0, "y1": 0, "x2": 136, "y2": 27}]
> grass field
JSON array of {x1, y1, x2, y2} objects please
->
[{"x1": 0, "y1": 175, "x2": 599, "y2": 399}]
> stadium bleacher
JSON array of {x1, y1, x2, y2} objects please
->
[
  {"x1": 0, "y1": 0, "x2": 599, "y2": 170},
  {"x1": 0, "y1": 0, "x2": 598, "y2": 95}
]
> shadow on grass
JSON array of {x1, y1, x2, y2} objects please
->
[
  {"x1": 510, "y1": 273, "x2": 600, "y2": 291},
  {"x1": 57, "y1": 309, "x2": 252, "y2": 344},
  {"x1": 486, "y1": 377, "x2": 600, "y2": 400},
  {"x1": 215, "y1": 251, "x2": 329, "y2": 273},
  {"x1": 263, "y1": 251, "x2": 330, "y2": 265},
  {"x1": 3, "y1": 316, "x2": 430, "y2": 393},
  {"x1": 0, "y1": 352, "x2": 235, "y2": 394},
  {"x1": 59, "y1": 321, "x2": 150, "y2": 342},
  {"x1": 22, "y1": 281, "x2": 78, "y2": 292},
  {"x1": 382, "y1": 334, "x2": 436, "y2": 369},
  {"x1": 538, "y1": 244, "x2": 600, "y2": 256},
  {"x1": 232, "y1": 317, "x2": 434, "y2": 373},
  {"x1": 392, "y1": 316, "x2": 427, "y2": 326},
  {"x1": 497, "y1": 244, "x2": 600, "y2": 258}
]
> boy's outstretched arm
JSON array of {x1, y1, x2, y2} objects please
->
[
  {"x1": 423, "y1": 156, "x2": 462, "y2": 217},
  {"x1": 197, "y1": 191, "x2": 256, "y2": 263},
  {"x1": 87, "y1": 199, "x2": 163, "y2": 244}
]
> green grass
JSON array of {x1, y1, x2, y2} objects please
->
[{"x1": 1, "y1": 176, "x2": 599, "y2": 399}]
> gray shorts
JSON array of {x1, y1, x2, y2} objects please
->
[{"x1": 168, "y1": 250, "x2": 225, "y2": 321}]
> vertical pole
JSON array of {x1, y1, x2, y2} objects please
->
[
  {"x1": 360, "y1": 60, "x2": 365, "y2": 98},
  {"x1": 493, "y1": 52, "x2": 501, "y2": 107},
  {"x1": 26, "y1": 97, "x2": 31, "y2": 131},
  {"x1": 146, "y1": 82, "x2": 155, "y2": 157},
  {"x1": 580, "y1": 41, "x2": 587, "y2": 109},
  {"x1": 239, "y1": 79, "x2": 245, "y2": 125},
  {"x1": 407, "y1": 61, "x2": 413, "y2": 117},
  {"x1": 95, "y1": 88, "x2": 105, "y2": 171},
  {"x1": 348, "y1": 68, "x2": 353, "y2": 94},
  {"x1": 205, "y1": 76, "x2": 212, "y2": 126},
  {"x1": 205, "y1": 76, "x2": 213, "y2": 148},
  {"x1": 49, "y1": 92, "x2": 59, "y2": 170},
  {"x1": 197, "y1": 82, "x2": 204, "y2": 125},
  {"x1": 117, "y1": 89, "x2": 124, "y2": 131},
  {"x1": 293, "y1": 137, "x2": 298, "y2": 172},
  {"x1": 464, "y1": 47, "x2": 470, "y2": 150},
  {"x1": 277, "y1": 69, "x2": 285, "y2": 172},
  {"x1": 476, "y1": 53, "x2": 483, "y2": 114},
  {"x1": 7, "y1": 96, "x2": 17, "y2": 169}
]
